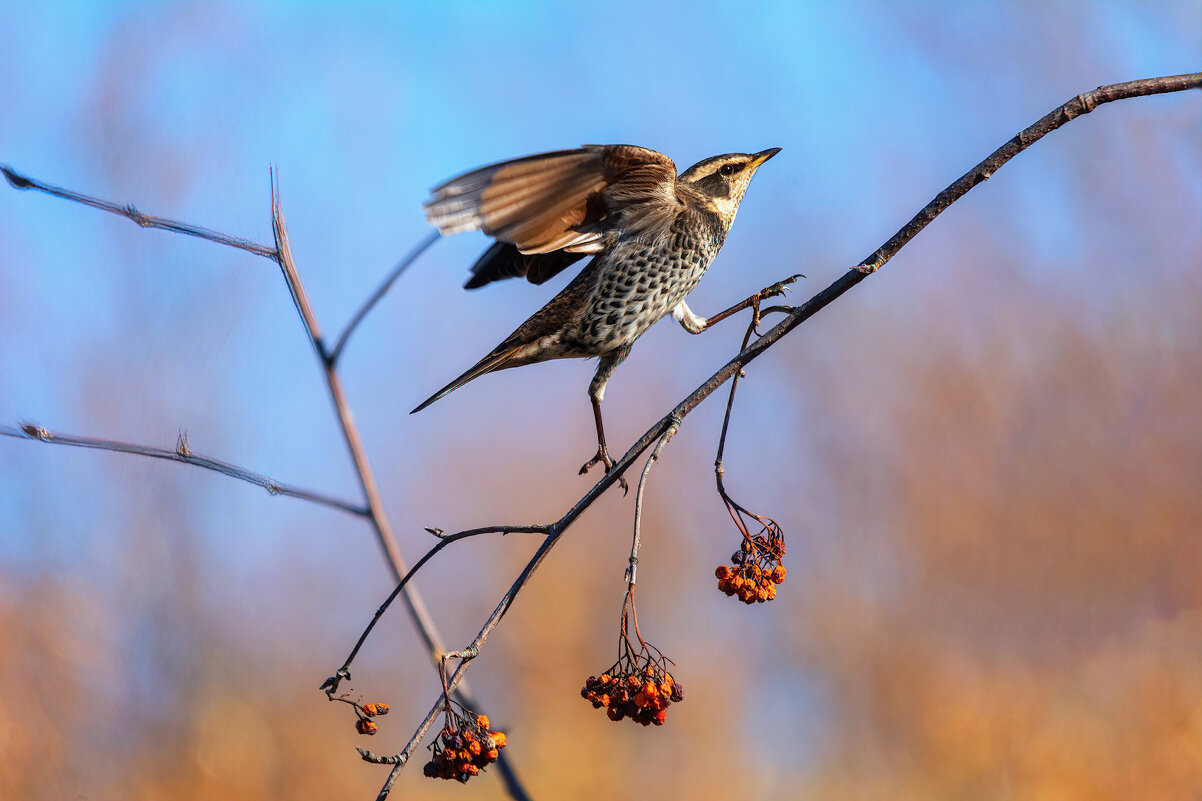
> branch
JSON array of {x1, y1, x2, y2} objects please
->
[
  {"x1": 325, "y1": 523, "x2": 551, "y2": 692},
  {"x1": 626, "y1": 418, "x2": 680, "y2": 588},
  {"x1": 370, "y1": 71, "x2": 1202, "y2": 797},
  {"x1": 330, "y1": 231, "x2": 441, "y2": 365},
  {"x1": 4, "y1": 163, "x2": 534, "y2": 799},
  {"x1": 1, "y1": 422, "x2": 366, "y2": 516},
  {"x1": 268, "y1": 172, "x2": 532, "y2": 800},
  {"x1": 857, "y1": 72, "x2": 1202, "y2": 272},
  {"x1": 1, "y1": 164, "x2": 278, "y2": 259}
]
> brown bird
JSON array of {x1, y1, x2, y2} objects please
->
[{"x1": 413, "y1": 144, "x2": 788, "y2": 483}]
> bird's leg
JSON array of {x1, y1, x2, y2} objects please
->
[
  {"x1": 673, "y1": 274, "x2": 803, "y2": 335},
  {"x1": 579, "y1": 397, "x2": 629, "y2": 493},
  {"x1": 579, "y1": 350, "x2": 630, "y2": 493},
  {"x1": 580, "y1": 397, "x2": 614, "y2": 471}
]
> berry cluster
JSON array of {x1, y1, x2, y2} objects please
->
[
  {"x1": 582, "y1": 660, "x2": 683, "y2": 726},
  {"x1": 423, "y1": 708, "x2": 507, "y2": 783},
  {"x1": 715, "y1": 531, "x2": 786, "y2": 604},
  {"x1": 350, "y1": 700, "x2": 390, "y2": 736}
]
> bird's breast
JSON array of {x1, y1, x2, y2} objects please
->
[{"x1": 574, "y1": 224, "x2": 723, "y2": 350}]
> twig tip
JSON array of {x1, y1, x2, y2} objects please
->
[{"x1": 2, "y1": 165, "x2": 33, "y2": 189}]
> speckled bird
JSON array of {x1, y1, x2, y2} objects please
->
[{"x1": 413, "y1": 144, "x2": 783, "y2": 481}]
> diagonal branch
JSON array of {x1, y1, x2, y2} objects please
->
[
  {"x1": 1, "y1": 165, "x2": 278, "y2": 259},
  {"x1": 368, "y1": 71, "x2": 1202, "y2": 797},
  {"x1": 330, "y1": 231, "x2": 441, "y2": 365},
  {"x1": 1, "y1": 422, "x2": 367, "y2": 516},
  {"x1": 856, "y1": 72, "x2": 1202, "y2": 273}
]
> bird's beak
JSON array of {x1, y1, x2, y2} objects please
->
[{"x1": 748, "y1": 147, "x2": 782, "y2": 169}]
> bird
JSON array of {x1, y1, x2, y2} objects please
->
[{"x1": 412, "y1": 144, "x2": 788, "y2": 485}]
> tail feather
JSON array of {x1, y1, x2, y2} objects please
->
[{"x1": 411, "y1": 345, "x2": 523, "y2": 414}]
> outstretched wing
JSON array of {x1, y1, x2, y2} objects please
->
[{"x1": 424, "y1": 145, "x2": 681, "y2": 285}]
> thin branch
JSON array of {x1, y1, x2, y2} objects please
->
[
  {"x1": 330, "y1": 231, "x2": 441, "y2": 365},
  {"x1": 857, "y1": 72, "x2": 1202, "y2": 272},
  {"x1": 324, "y1": 524, "x2": 550, "y2": 691},
  {"x1": 1, "y1": 422, "x2": 366, "y2": 516},
  {"x1": 370, "y1": 72, "x2": 1202, "y2": 798},
  {"x1": 267, "y1": 174, "x2": 532, "y2": 799},
  {"x1": 626, "y1": 418, "x2": 680, "y2": 588},
  {"x1": 1, "y1": 164, "x2": 278, "y2": 259}
]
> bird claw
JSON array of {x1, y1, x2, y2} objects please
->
[
  {"x1": 763, "y1": 274, "x2": 803, "y2": 299},
  {"x1": 750, "y1": 275, "x2": 804, "y2": 334},
  {"x1": 579, "y1": 446, "x2": 629, "y2": 494}
]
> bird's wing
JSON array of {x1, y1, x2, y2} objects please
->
[
  {"x1": 463, "y1": 242, "x2": 589, "y2": 289},
  {"x1": 424, "y1": 145, "x2": 680, "y2": 261}
]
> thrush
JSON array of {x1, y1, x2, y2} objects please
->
[{"x1": 412, "y1": 144, "x2": 788, "y2": 485}]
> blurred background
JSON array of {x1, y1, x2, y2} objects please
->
[{"x1": 2, "y1": 2, "x2": 1200, "y2": 799}]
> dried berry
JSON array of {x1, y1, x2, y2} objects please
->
[
  {"x1": 582, "y1": 650, "x2": 683, "y2": 727},
  {"x1": 715, "y1": 527, "x2": 786, "y2": 604},
  {"x1": 422, "y1": 701, "x2": 506, "y2": 784}
]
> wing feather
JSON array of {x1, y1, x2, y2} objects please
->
[{"x1": 424, "y1": 145, "x2": 680, "y2": 280}]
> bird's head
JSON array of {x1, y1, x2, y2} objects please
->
[{"x1": 678, "y1": 148, "x2": 780, "y2": 228}]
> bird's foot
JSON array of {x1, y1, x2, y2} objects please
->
[
  {"x1": 751, "y1": 274, "x2": 804, "y2": 333},
  {"x1": 760, "y1": 273, "x2": 803, "y2": 300},
  {"x1": 579, "y1": 445, "x2": 629, "y2": 494}
]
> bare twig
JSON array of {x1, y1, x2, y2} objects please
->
[
  {"x1": 1, "y1": 422, "x2": 366, "y2": 516},
  {"x1": 1, "y1": 164, "x2": 278, "y2": 259},
  {"x1": 3, "y1": 163, "x2": 534, "y2": 800},
  {"x1": 856, "y1": 72, "x2": 1202, "y2": 273},
  {"x1": 369, "y1": 72, "x2": 1202, "y2": 798},
  {"x1": 330, "y1": 231, "x2": 441, "y2": 365},
  {"x1": 626, "y1": 417, "x2": 680, "y2": 588},
  {"x1": 323, "y1": 523, "x2": 550, "y2": 693},
  {"x1": 267, "y1": 173, "x2": 532, "y2": 800}
]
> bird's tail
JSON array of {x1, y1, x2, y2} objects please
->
[{"x1": 410, "y1": 344, "x2": 525, "y2": 414}]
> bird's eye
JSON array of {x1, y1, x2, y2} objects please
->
[{"x1": 718, "y1": 163, "x2": 739, "y2": 177}]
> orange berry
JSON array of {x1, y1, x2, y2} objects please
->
[
  {"x1": 643, "y1": 681, "x2": 658, "y2": 697},
  {"x1": 475, "y1": 714, "x2": 490, "y2": 730},
  {"x1": 468, "y1": 740, "x2": 482, "y2": 756},
  {"x1": 653, "y1": 708, "x2": 667, "y2": 725},
  {"x1": 607, "y1": 706, "x2": 624, "y2": 722},
  {"x1": 772, "y1": 565, "x2": 786, "y2": 583},
  {"x1": 627, "y1": 675, "x2": 641, "y2": 688},
  {"x1": 356, "y1": 718, "x2": 378, "y2": 735},
  {"x1": 443, "y1": 749, "x2": 458, "y2": 762},
  {"x1": 634, "y1": 691, "x2": 648, "y2": 708},
  {"x1": 362, "y1": 703, "x2": 378, "y2": 716},
  {"x1": 463, "y1": 763, "x2": 479, "y2": 776},
  {"x1": 491, "y1": 731, "x2": 507, "y2": 749},
  {"x1": 487, "y1": 748, "x2": 499, "y2": 761},
  {"x1": 373, "y1": 702, "x2": 389, "y2": 715},
  {"x1": 715, "y1": 565, "x2": 730, "y2": 579}
]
